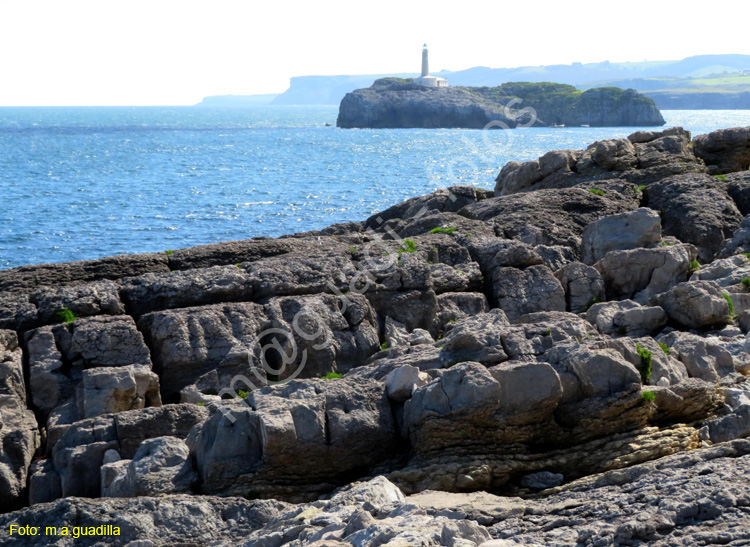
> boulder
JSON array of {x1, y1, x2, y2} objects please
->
[
  {"x1": 581, "y1": 208, "x2": 661, "y2": 264},
  {"x1": 494, "y1": 160, "x2": 543, "y2": 196},
  {"x1": 653, "y1": 280, "x2": 731, "y2": 329},
  {"x1": 0, "y1": 292, "x2": 38, "y2": 331},
  {"x1": 554, "y1": 262, "x2": 606, "y2": 313},
  {"x1": 646, "y1": 174, "x2": 743, "y2": 261},
  {"x1": 520, "y1": 471, "x2": 564, "y2": 490},
  {"x1": 659, "y1": 332, "x2": 737, "y2": 382},
  {"x1": 102, "y1": 436, "x2": 197, "y2": 497},
  {"x1": 692, "y1": 254, "x2": 750, "y2": 286},
  {"x1": 611, "y1": 305, "x2": 668, "y2": 337},
  {"x1": 491, "y1": 265, "x2": 566, "y2": 321},
  {"x1": 385, "y1": 365, "x2": 429, "y2": 403},
  {"x1": 594, "y1": 244, "x2": 696, "y2": 303},
  {"x1": 693, "y1": 126, "x2": 750, "y2": 174}
]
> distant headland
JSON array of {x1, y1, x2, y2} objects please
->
[{"x1": 197, "y1": 53, "x2": 750, "y2": 109}]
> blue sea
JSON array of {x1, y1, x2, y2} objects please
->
[{"x1": 2, "y1": 107, "x2": 750, "y2": 270}]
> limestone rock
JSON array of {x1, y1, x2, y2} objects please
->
[
  {"x1": 0, "y1": 331, "x2": 40, "y2": 511},
  {"x1": 718, "y1": 215, "x2": 750, "y2": 258},
  {"x1": 693, "y1": 126, "x2": 750, "y2": 174},
  {"x1": 652, "y1": 280, "x2": 731, "y2": 329},
  {"x1": 581, "y1": 208, "x2": 661, "y2": 264},
  {"x1": 647, "y1": 173, "x2": 742, "y2": 261},
  {"x1": 102, "y1": 436, "x2": 197, "y2": 497},
  {"x1": 554, "y1": 262, "x2": 605, "y2": 313},
  {"x1": 491, "y1": 265, "x2": 565, "y2": 321},
  {"x1": 460, "y1": 188, "x2": 637, "y2": 251},
  {"x1": 594, "y1": 244, "x2": 696, "y2": 303},
  {"x1": 659, "y1": 331, "x2": 736, "y2": 382},
  {"x1": 190, "y1": 378, "x2": 396, "y2": 501}
]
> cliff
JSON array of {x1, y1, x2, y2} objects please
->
[
  {"x1": 337, "y1": 80, "x2": 665, "y2": 129},
  {"x1": 269, "y1": 54, "x2": 750, "y2": 106},
  {"x1": 2, "y1": 126, "x2": 750, "y2": 545}
]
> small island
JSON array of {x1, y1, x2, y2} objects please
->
[
  {"x1": 337, "y1": 79, "x2": 666, "y2": 129},
  {"x1": 338, "y1": 44, "x2": 665, "y2": 129}
]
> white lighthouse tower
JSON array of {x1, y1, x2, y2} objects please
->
[{"x1": 413, "y1": 44, "x2": 449, "y2": 87}]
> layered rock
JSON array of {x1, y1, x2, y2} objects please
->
[{"x1": 4, "y1": 125, "x2": 750, "y2": 547}]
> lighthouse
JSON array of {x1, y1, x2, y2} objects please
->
[{"x1": 413, "y1": 44, "x2": 449, "y2": 87}]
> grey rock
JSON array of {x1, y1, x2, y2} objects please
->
[
  {"x1": 659, "y1": 331, "x2": 737, "y2": 382},
  {"x1": 718, "y1": 215, "x2": 750, "y2": 258},
  {"x1": 594, "y1": 244, "x2": 696, "y2": 303},
  {"x1": 0, "y1": 252, "x2": 170, "y2": 295},
  {"x1": 653, "y1": 280, "x2": 731, "y2": 329},
  {"x1": 190, "y1": 378, "x2": 396, "y2": 501},
  {"x1": 491, "y1": 265, "x2": 565, "y2": 321},
  {"x1": 0, "y1": 330, "x2": 40, "y2": 511},
  {"x1": 520, "y1": 471, "x2": 564, "y2": 490},
  {"x1": 694, "y1": 126, "x2": 750, "y2": 174},
  {"x1": 0, "y1": 292, "x2": 38, "y2": 331},
  {"x1": 410, "y1": 328, "x2": 434, "y2": 346},
  {"x1": 30, "y1": 280, "x2": 125, "y2": 325},
  {"x1": 139, "y1": 302, "x2": 269, "y2": 400},
  {"x1": 102, "y1": 436, "x2": 197, "y2": 497},
  {"x1": 727, "y1": 172, "x2": 750, "y2": 216},
  {"x1": 554, "y1": 262, "x2": 605, "y2": 313},
  {"x1": 647, "y1": 173, "x2": 743, "y2": 261},
  {"x1": 581, "y1": 208, "x2": 662, "y2": 264},
  {"x1": 386, "y1": 365, "x2": 429, "y2": 403},
  {"x1": 612, "y1": 305, "x2": 668, "y2": 337},
  {"x1": 495, "y1": 160, "x2": 543, "y2": 196},
  {"x1": 460, "y1": 188, "x2": 637, "y2": 251},
  {"x1": 119, "y1": 265, "x2": 256, "y2": 315},
  {"x1": 692, "y1": 253, "x2": 750, "y2": 286},
  {"x1": 0, "y1": 494, "x2": 287, "y2": 546},
  {"x1": 436, "y1": 292, "x2": 489, "y2": 331}
]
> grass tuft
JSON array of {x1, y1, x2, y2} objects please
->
[
  {"x1": 742, "y1": 277, "x2": 750, "y2": 289},
  {"x1": 588, "y1": 188, "x2": 605, "y2": 196},
  {"x1": 636, "y1": 344, "x2": 653, "y2": 384},
  {"x1": 658, "y1": 342, "x2": 670, "y2": 356},
  {"x1": 714, "y1": 174, "x2": 728, "y2": 181},
  {"x1": 429, "y1": 226, "x2": 458, "y2": 235},
  {"x1": 723, "y1": 293, "x2": 736, "y2": 318},
  {"x1": 640, "y1": 390, "x2": 656, "y2": 404},
  {"x1": 689, "y1": 260, "x2": 701, "y2": 271},
  {"x1": 321, "y1": 372, "x2": 343, "y2": 380},
  {"x1": 57, "y1": 308, "x2": 78, "y2": 324}
]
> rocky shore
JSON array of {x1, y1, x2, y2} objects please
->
[
  {"x1": 337, "y1": 80, "x2": 666, "y2": 129},
  {"x1": 2, "y1": 125, "x2": 750, "y2": 546}
]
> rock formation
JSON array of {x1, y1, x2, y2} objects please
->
[
  {"x1": 337, "y1": 80, "x2": 665, "y2": 129},
  {"x1": 2, "y1": 125, "x2": 750, "y2": 545}
]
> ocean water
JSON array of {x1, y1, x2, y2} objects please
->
[{"x1": 2, "y1": 106, "x2": 750, "y2": 270}]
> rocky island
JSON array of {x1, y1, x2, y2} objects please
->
[
  {"x1": 337, "y1": 79, "x2": 666, "y2": 129},
  {"x1": 2, "y1": 126, "x2": 750, "y2": 545}
]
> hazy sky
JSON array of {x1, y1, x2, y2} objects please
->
[{"x1": 1, "y1": 0, "x2": 748, "y2": 106}]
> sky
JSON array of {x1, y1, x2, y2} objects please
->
[{"x1": 1, "y1": 0, "x2": 749, "y2": 106}]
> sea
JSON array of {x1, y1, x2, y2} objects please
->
[{"x1": 2, "y1": 106, "x2": 750, "y2": 270}]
